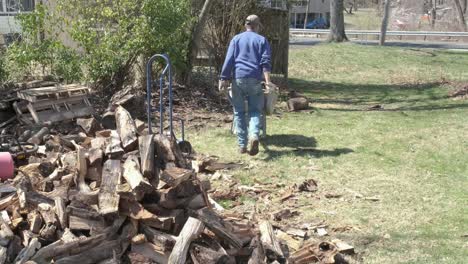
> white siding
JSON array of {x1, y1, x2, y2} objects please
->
[{"x1": 291, "y1": 0, "x2": 331, "y2": 14}]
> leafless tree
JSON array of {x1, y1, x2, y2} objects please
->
[
  {"x1": 328, "y1": 0, "x2": 348, "y2": 42},
  {"x1": 303, "y1": 0, "x2": 312, "y2": 29},
  {"x1": 452, "y1": 0, "x2": 467, "y2": 31}
]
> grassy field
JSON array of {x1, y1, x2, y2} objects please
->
[
  {"x1": 344, "y1": 8, "x2": 381, "y2": 30},
  {"x1": 188, "y1": 44, "x2": 468, "y2": 263}
]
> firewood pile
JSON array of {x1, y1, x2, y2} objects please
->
[{"x1": 0, "y1": 105, "x2": 351, "y2": 264}]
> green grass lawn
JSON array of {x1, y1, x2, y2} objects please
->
[
  {"x1": 345, "y1": 8, "x2": 381, "y2": 30},
  {"x1": 188, "y1": 43, "x2": 468, "y2": 263}
]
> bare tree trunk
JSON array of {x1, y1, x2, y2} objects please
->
[
  {"x1": 185, "y1": 0, "x2": 215, "y2": 84},
  {"x1": 452, "y1": 0, "x2": 467, "y2": 31},
  {"x1": 379, "y1": 0, "x2": 391, "y2": 45},
  {"x1": 463, "y1": 0, "x2": 467, "y2": 14},
  {"x1": 303, "y1": 0, "x2": 312, "y2": 29},
  {"x1": 327, "y1": 0, "x2": 348, "y2": 42}
]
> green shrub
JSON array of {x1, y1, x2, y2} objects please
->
[{"x1": 4, "y1": 0, "x2": 192, "y2": 86}]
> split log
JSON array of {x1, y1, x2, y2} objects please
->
[
  {"x1": 122, "y1": 155, "x2": 153, "y2": 195},
  {"x1": 287, "y1": 97, "x2": 309, "y2": 112},
  {"x1": 142, "y1": 205, "x2": 185, "y2": 234},
  {"x1": 6, "y1": 236, "x2": 22, "y2": 263},
  {"x1": 248, "y1": 235, "x2": 266, "y2": 264},
  {"x1": 190, "y1": 243, "x2": 232, "y2": 264},
  {"x1": 167, "y1": 217, "x2": 205, "y2": 264},
  {"x1": 0, "y1": 246, "x2": 6, "y2": 264},
  {"x1": 139, "y1": 135, "x2": 155, "y2": 178},
  {"x1": 14, "y1": 237, "x2": 41, "y2": 264},
  {"x1": 87, "y1": 148, "x2": 103, "y2": 166},
  {"x1": 160, "y1": 167, "x2": 194, "y2": 188},
  {"x1": 115, "y1": 106, "x2": 138, "y2": 152},
  {"x1": 104, "y1": 130, "x2": 124, "y2": 158},
  {"x1": 135, "y1": 119, "x2": 145, "y2": 134},
  {"x1": 131, "y1": 242, "x2": 170, "y2": 263},
  {"x1": 331, "y1": 239, "x2": 354, "y2": 255},
  {"x1": 31, "y1": 217, "x2": 126, "y2": 263},
  {"x1": 0, "y1": 193, "x2": 17, "y2": 211},
  {"x1": 27, "y1": 127, "x2": 49, "y2": 145},
  {"x1": 77, "y1": 117, "x2": 101, "y2": 136},
  {"x1": 91, "y1": 137, "x2": 107, "y2": 151},
  {"x1": 54, "y1": 197, "x2": 67, "y2": 229},
  {"x1": 289, "y1": 242, "x2": 338, "y2": 264},
  {"x1": 28, "y1": 212, "x2": 43, "y2": 234},
  {"x1": 259, "y1": 221, "x2": 284, "y2": 261},
  {"x1": 0, "y1": 220, "x2": 14, "y2": 247},
  {"x1": 67, "y1": 205, "x2": 101, "y2": 220},
  {"x1": 71, "y1": 141, "x2": 91, "y2": 194},
  {"x1": 276, "y1": 230, "x2": 301, "y2": 252},
  {"x1": 154, "y1": 135, "x2": 188, "y2": 168},
  {"x1": 119, "y1": 198, "x2": 172, "y2": 231},
  {"x1": 141, "y1": 225, "x2": 176, "y2": 251},
  {"x1": 38, "y1": 203, "x2": 57, "y2": 226},
  {"x1": 69, "y1": 190, "x2": 99, "y2": 205},
  {"x1": 68, "y1": 215, "x2": 106, "y2": 232},
  {"x1": 99, "y1": 160, "x2": 121, "y2": 215},
  {"x1": 54, "y1": 239, "x2": 122, "y2": 264},
  {"x1": 190, "y1": 208, "x2": 243, "y2": 249}
]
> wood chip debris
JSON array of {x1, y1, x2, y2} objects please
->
[{"x1": 0, "y1": 104, "x2": 355, "y2": 263}]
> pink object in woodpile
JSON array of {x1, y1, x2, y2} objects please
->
[{"x1": 0, "y1": 152, "x2": 14, "y2": 180}]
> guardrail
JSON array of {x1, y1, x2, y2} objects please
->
[{"x1": 290, "y1": 29, "x2": 468, "y2": 39}]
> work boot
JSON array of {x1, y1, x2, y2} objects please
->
[
  {"x1": 249, "y1": 138, "x2": 259, "y2": 156},
  {"x1": 239, "y1": 147, "x2": 247, "y2": 154}
]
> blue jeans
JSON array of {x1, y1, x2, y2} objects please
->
[{"x1": 231, "y1": 78, "x2": 264, "y2": 148}]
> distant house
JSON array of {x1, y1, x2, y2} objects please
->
[
  {"x1": 290, "y1": 0, "x2": 330, "y2": 28},
  {"x1": 0, "y1": 0, "x2": 35, "y2": 45},
  {"x1": 259, "y1": 0, "x2": 331, "y2": 28}
]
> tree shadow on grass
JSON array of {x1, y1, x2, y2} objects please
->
[
  {"x1": 289, "y1": 79, "x2": 468, "y2": 111},
  {"x1": 260, "y1": 134, "x2": 354, "y2": 161}
]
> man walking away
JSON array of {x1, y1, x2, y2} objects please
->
[{"x1": 219, "y1": 14, "x2": 273, "y2": 156}]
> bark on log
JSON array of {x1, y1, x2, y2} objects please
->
[
  {"x1": 190, "y1": 208, "x2": 243, "y2": 249},
  {"x1": 154, "y1": 135, "x2": 188, "y2": 168},
  {"x1": 115, "y1": 106, "x2": 138, "y2": 152},
  {"x1": 259, "y1": 221, "x2": 284, "y2": 261},
  {"x1": 54, "y1": 197, "x2": 67, "y2": 229},
  {"x1": 167, "y1": 217, "x2": 205, "y2": 264},
  {"x1": 141, "y1": 225, "x2": 176, "y2": 252},
  {"x1": 160, "y1": 167, "x2": 194, "y2": 188},
  {"x1": 14, "y1": 237, "x2": 41, "y2": 264},
  {"x1": 99, "y1": 160, "x2": 121, "y2": 215}
]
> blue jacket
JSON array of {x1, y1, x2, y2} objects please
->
[{"x1": 220, "y1": 31, "x2": 272, "y2": 81}]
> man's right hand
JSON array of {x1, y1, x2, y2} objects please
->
[{"x1": 218, "y1": 80, "x2": 230, "y2": 94}]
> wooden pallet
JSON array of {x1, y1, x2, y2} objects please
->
[{"x1": 14, "y1": 84, "x2": 94, "y2": 124}]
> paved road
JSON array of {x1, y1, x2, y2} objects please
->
[{"x1": 290, "y1": 38, "x2": 468, "y2": 51}]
